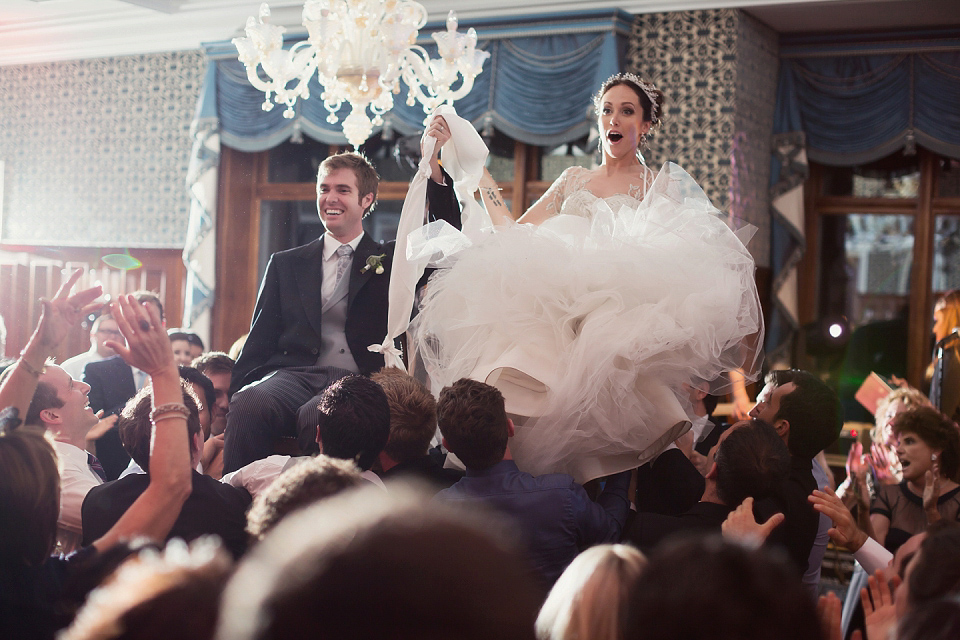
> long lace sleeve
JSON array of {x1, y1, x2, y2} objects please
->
[{"x1": 520, "y1": 166, "x2": 588, "y2": 224}]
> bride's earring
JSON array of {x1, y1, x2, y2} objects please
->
[{"x1": 933, "y1": 453, "x2": 939, "y2": 461}]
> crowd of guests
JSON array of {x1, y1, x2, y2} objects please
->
[{"x1": 2, "y1": 274, "x2": 959, "y2": 640}]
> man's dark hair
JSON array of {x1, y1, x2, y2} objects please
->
[
  {"x1": 437, "y1": 379, "x2": 509, "y2": 471},
  {"x1": 372, "y1": 367, "x2": 437, "y2": 463},
  {"x1": 168, "y1": 329, "x2": 204, "y2": 351},
  {"x1": 24, "y1": 374, "x2": 62, "y2": 427},
  {"x1": 891, "y1": 406, "x2": 960, "y2": 482},
  {"x1": 907, "y1": 521, "x2": 960, "y2": 610},
  {"x1": 179, "y1": 366, "x2": 215, "y2": 420},
  {"x1": 191, "y1": 351, "x2": 234, "y2": 376},
  {"x1": 132, "y1": 290, "x2": 164, "y2": 323},
  {"x1": 118, "y1": 384, "x2": 202, "y2": 469},
  {"x1": 714, "y1": 419, "x2": 791, "y2": 506},
  {"x1": 245, "y1": 456, "x2": 363, "y2": 541},
  {"x1": 219, "y1": 485, "x2": 542, "y2": 640},
  {"x1": 625, "y1": 537, "x2": 824, "y2": 640},
  {"x1": 316, "y1": 375, "x2": 390, "y2": 471},
  {"x1": 765, "y1": 369, "x2": 842, "y2": 459}
]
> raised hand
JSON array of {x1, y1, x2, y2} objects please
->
[
  {"x1": 0, "y1": 269, "x2": 102, "y2": 426},
  {"x1": 810, "y1": 487, "x2": 869, "y2": 552},
  {"x1": 869, "y1": 441, "x2": 899, "y2": 485},
  {"x1": 422, "y1": 115, "x2": 452, "y2": 184},
  {"x1": 817, "y1": 591, "x2": 843, "y2": 640},
  {"x1": 105, "y1": 294, "x2": 173, "y2": 377},
  {"x1": 923, "y1": 458, "x2": 942, "y2": 522},
  {"x1": 844, "y1": 442, "x2": 870, "y2": 508},
  {"x1": 85, "y1": 413, "x2": 118, "y2": 443},
  {"x1": 860, "y1": 570, "x2": 900, "y2": 640},
  {"x1": 35, "y1": 268, "x2": 103, "y2": 351},
  {"x1": 721, "y1": 496, "x2": 785, "y2": 545}
]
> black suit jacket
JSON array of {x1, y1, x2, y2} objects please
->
[
  {"x1": 81, "y1": 470, "x2": 252, "y2": 558},
  {"x1": 623, "y1": 501, "x2": 733, "y2": 553},
  {"x1": 83, "y1": 356, "x2": 137, "y2": 480},
  {"x1": 231, "y1": 176, "x2": 461, "y2": 393}
]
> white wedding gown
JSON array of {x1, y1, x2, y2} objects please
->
[{"x1": 412, "y1": 162, "x2": 764, "y2": 483}]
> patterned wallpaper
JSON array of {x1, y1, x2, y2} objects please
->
[
  {"x1": 0, "y1": 51, "x2": 205, "y2": 247},
  {"x1": 732, "y1": 13, "x2": 779, "y2": 268},
  {"x1": 628, "y1": 9, "x2": 778, "y2": 267}
]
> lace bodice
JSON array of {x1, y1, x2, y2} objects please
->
[{"x1": 540, "y1": 165, "x2": 654, "y2": 219}]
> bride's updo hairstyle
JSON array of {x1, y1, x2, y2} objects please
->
[{"x1": 594, "y1": 73, "x2": 665, "y2": 126}]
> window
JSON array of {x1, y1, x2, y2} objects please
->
[{"x1": 803, "y1": 149, "x2": 960, "y2": 407}]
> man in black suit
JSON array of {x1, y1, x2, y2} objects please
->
[
  {"x1": 748, "y1": 369, "x2": 842, "y2": 595},
  {"x1": 624, "y1": 418, "x2": 790, "y2": 552},
  {"x1": 223, "y1": 125, "x2": 460, "y2": 473},
  {"x1": 81, "y1": 384, "x2": 251, "y2": 558},
  {"x1": 84, "y1": 291, "x2": 165, "y2": 480}
]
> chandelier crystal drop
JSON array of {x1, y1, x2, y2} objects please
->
[{"x1": 233, "y1": 1, "x2": 490, "y2": 149}]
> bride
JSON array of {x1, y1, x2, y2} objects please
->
[{"x1": 414, "y1": 73, "x2": 764, "y2": 482}]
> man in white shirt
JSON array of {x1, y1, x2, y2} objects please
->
[
  {"x1": 60, "y1": 314, "x2": 122, "y2": 381},
  {"x1": 222, "y1": 375, "x2": 390, "y2": 497},
  {"x1": 24, "y1": 364, "x2": 104, "y2": 553}
]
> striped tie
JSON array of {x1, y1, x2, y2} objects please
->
[{"x1": 87, "y1": 452, "x2": 107, "y2": 482}]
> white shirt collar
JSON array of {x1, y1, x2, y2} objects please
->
[
  {"x1": 322, "y1": 232, "x2": 364, "y2": 261},
  {"x1": 53, "y1": 440, "x2": 90, "y2": 466}
]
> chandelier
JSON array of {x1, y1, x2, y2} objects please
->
[{"x1": 233, "y1": 1, "x2": 490, "y2": 149}]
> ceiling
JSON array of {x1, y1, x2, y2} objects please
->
[{"x1": 2, "y1": 0, "x2": 959, "y2": 67}]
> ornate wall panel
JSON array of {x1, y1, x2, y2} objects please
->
[
  {"x1": 0, "y1": 51, "x2": 205, "y2": 248},
  {"x1": 628, "y1": 9, "x2": 778, "y2": 267},
  {"x1": 732, "y1": 13, "x2": 778, "y2": 267}
]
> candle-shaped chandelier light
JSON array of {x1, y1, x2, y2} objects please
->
[{"x1": 233, "y1": 1, "x2": 490, "y2": 149}]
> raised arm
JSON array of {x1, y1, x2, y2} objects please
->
[
  {"x1": 92, "y1": 295, "x2": 192, "y2": 550},
  {"x1": 479, "y1": 165, "x2": 574, "y2": 228},
  {"x1": 0, "y1": 269, "x2": 101, "y2": 421}
]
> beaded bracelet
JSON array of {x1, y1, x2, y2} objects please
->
[
  {"x1": 152, "y1": 413, "x2": 188, "y2": 425},
  {"x1": 17, "y1": 358, "x2": 43, "y2": 378},
  {"x1": 149, "y1": 403, "x2": 190, "y2": 422}
]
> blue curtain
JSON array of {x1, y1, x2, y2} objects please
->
[
  {"x1": 199, "y1": 10, "x2": 631, "y2": 152},
  {"x1": 777, "y1": 51, "x2": 960, "y2": 165}
]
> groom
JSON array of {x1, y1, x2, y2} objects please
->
[{"x1": 223, "y1": 124, "x2": 459, "y2": 473}]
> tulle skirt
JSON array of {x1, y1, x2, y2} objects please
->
[{"x1": 412, "y1": 163, "x2": 764, "y2": 482}]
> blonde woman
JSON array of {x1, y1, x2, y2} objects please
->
[{"x1": 536, "y1": 544, "x2": 647, "y2": 640}]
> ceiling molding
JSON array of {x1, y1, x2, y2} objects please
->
[{"x1": 2, "y1": 0, "x2": 958, "y2": 67}]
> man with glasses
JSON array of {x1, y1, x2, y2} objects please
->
[{"x1": 61, "y1": 313, "x2": 123, "y2": 380}]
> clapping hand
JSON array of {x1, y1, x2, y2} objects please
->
[
  {"x1": 923, "y1": 458, "x2": 942, "y2": 522},
  {"x1": 869, "y1": 441, "x2": 900, "y2": 486},
  {"x1": 857, "y1": 570, "x2": 900, "y2": 640},
  {"x1": 817, "y1": 591, "x2": 843, "y2": 640},
  {"x1": 105, "y1": 294, "x2": 173, "y2": 377},
  {"x1": 844, "y1": 442, "x2": 871, "y2": 509},
  {"x1": 810, "y1": 487, "x2": 869, "y2": 552}
]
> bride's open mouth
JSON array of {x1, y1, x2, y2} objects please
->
[{"x1": 607, "y1": 132, "x2": 623, "y2": 143}]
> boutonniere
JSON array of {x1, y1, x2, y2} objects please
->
[{"x1": 360, "y1": 253, "x2": 387, "y2": 275}]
